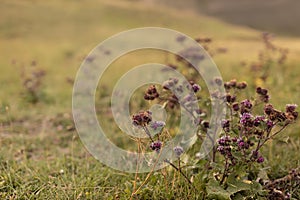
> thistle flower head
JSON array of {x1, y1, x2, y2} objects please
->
[
  {"x1": 240, "y1": 113, "x2": 253, "y2": 126},
  {"x1": 286, "y1": 104, "x2": 297, "y2": 113},
  {"x1": 254, "y1": 115, "x2": 265, "y2": 126},
  {"x1": 150, "y1": 140, "x2": 162, "y2": 152},
  {"x1": 150, "y1": 121, "x2": 166, "y2": 130},
  {"x1": 257, "y1": 156, "x2": 264, "y2": 163},
  {"x1": 144, "y1": 85, "x2": 159, "y2": 100},
  {"x1": 174, "y1": 146, "x2": 184, "y2": 157},
  {"x1": 241, "y1": 99, "x2": 252, "y2": 109},
  {"x1": 132, "y1": 110, "x2": 152, "y2": 127}
]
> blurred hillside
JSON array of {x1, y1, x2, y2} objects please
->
[{"x1": 151, "y1": 0, "x2": 300, "y2": 37}]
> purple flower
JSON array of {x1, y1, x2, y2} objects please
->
[
  {"x1": 221, "y1": 120, "x2": 230, "y2": 128},
  {"x1": 241, "y1": 99, "x2": 252, "y2": 109},
  {"x1": 257, "y1": 156, "x2": 264, "y2": 163},
  {"x1": 174, "y1": 146, "x2": 184, "y2": 157},
  {"x1": 226, "y1": 94, "x2": 236, "y2": 103},
  {"x1": 150, "y1": 121, "x2": 166, "y2": 130},
  {"x1": 217, "y1": 146, "x2": 225, "y2": 154},
  {"x1": 253, "y1": 115, "x2": 265, "y2": 126},
  {"x1": 240, "y1": 113, "x2": 253, "y2": 125},
  {"x1": 192, "y1": 84, "x2": 201, "y2": 93},
  {"x1": 132, "y1": 110, "x2": 152, "y2": 127},
  {"x1": 236, "y1": 81, "x2": 247, "y2": 89},
  {"x1": 150, "y1": 140, "x2": 162, "y2": 152},
  {"x1": 264, "y1": 104, "x2": 274, "y2": 115},
  {"x1": 261, "y1": 89, "x2": 268, "y2": 96},
  {"x1": 232, "y1": 102, "x2": 240, "y2": 111},
  {"x1": 286, "y1": 104, "x2": 297, "y2": 113},
  {"x1": 218, "y1": 136, "x2": 231, "y2": 145},
  {"x1": 237, "y1": 139, "x2": 245, "y2": 148},
  {"x1": 218, "y1": 138, "x2": 226, "y2": 145},
  {"x1": 266, "y1": 120, "x2": 274, "y2": 129},
  {"x1": 214, "y1": 77, "x2": 223, "y2": 86}
]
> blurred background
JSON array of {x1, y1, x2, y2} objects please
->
[{"x1": 1, "y1": 0, "x2": 300, "y2": 113}]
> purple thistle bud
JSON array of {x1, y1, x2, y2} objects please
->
[
  {"x1": 236, "y1": 81, "x2": 247, "y2": 89},
  {"x1": 263, "y1": 94, "x2": 270, "y2": 103},
  {"x1": 261, "y1": 88, "x2": 268, "y2": 96},
  {"x1": 229, "y1": 79, "x2": 237, "y2": 88},
  {"x1": 214, "y1": 77, "x2": 223, "y2": 86},
  {"x1": 240, "y1": 113, "x2": 253, "y2": 125},
  {"x1": 144, "y1": 85, "x2": 159, "y2": 100},
  {"x1": 192, "y1": 84, "x2": 201, "y2": 93},
  {"x1": 218, "y1": 136, "x2": 231, "y2": 145},
  {"x1": 221, "y1": 120, "x2": 230, "y2": 128},
  {"x1": 238, "y1": 139, "x2": 245, "y2": 148},
  {"x1": 264, "y1": 104, "x2": 274, "y2": 115},
  {"x1": 286, "y1": 104, "x2": 297, "y2": 113},
  {"x1": 132, "y1": 110, "x2": 152, "y2": 127},
  {"x1": 195, "y1": 108, "x2": 203, "y2": 115},
  {"x1": 150, "y1": 140, "x2": 162, "y2": 152},
  {"x1": 150, "y1": 121, "x2": 166, "y2": 130},
  {"x1": 232, "y1": 102, "x2": 240, "y2": 111},
  {"x1": 174, "y1": 146, "x2": 184, "y2": 157},
  {"x1": 217, "y1": 146, "x2": 225, "y2": 155},
  {"x1": 256, "y1": 87, "x2": 262, "y2": 94},
  {"x1": 218, "y1": 138, "x2": 226, "y2": 145},
  {"x1": 226, "y1": 94, "x2": 236, "y2": 103},
  {"x1": 224, "y1": 82, "x2": 231, "y2": 90},
  {"x1": 266, "y1": 120, "x2": 274, "y2": 129},
  {"x1": 202, "y1": 121, "x2": 210, "y2": 128},
  {"x1": 241, "y1": 99, "x2": 252, "y2": 109},
  {"x1": 257, "y1": 156, "x2": 264, "y2": 163},
  {"x1": 254, "y1": 115, "x2": 265, "y2": 126}
]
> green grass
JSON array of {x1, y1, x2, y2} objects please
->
[{"x1": 0, "y1": 0, "x2": 300, "y2": 199}]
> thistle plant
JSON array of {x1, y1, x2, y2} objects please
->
[
  {"x1": 127, "y1": 35, "x2": 298, "y2": 199},
  {"x1": 215, "y1": 81, "x2": 298, "y2": 187},
  {"x1": 129, "y1": 75, "x2": 298, "y2": 199},
  {"x1": 250, "y1": 32, "x2": 289, "y2": 86},
  {"x1": 18, "y1": 61, "x2": 48, "y2": 104}
]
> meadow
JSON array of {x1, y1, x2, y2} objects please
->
[{"x1": 0, "y1": 0, "x2": 299, "y2": 199}]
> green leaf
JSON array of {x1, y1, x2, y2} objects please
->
[
  {"x1": 226, "y1": 175, "x2": 252, "y2": 194},
  {"x1": 206, "y1": 179, "x2": 231, "y2": 200}
]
